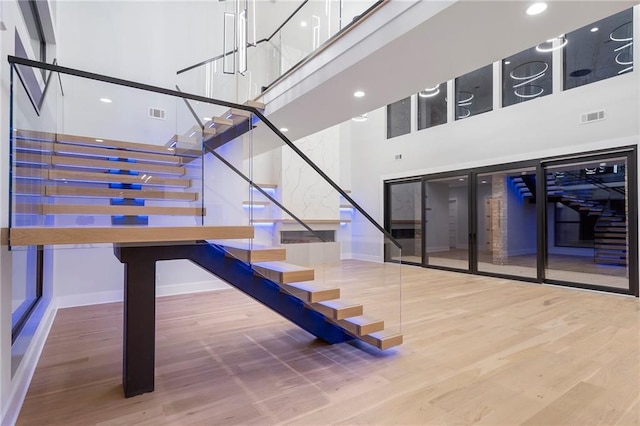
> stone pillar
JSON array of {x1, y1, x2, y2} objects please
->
[{"x1": 491, "y1": 174, "x2": 508, "y2": 264}]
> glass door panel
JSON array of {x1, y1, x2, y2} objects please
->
[
  {"x1": 424, "y1": 175, "x2": 469, "y2": 270},
  {"x1": 476, "y1": 167, "x2": 538, "y2": 278},
  {"x1": 386, "y1": 180, "x2": 422, "y2": 264},
  {"x1": 545, "y1": 157, "x2": 630, "y2": 290}
]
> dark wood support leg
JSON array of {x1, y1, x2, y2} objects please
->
[{"x1": 122, "y1": 258, "x2": 156, "y2": 397}]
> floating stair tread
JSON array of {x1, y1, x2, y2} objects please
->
[
  {"x1": 45, "y1": 186, "x2": 198, "y2": 201},
  {"x1": 312, "y1": 300, "x2": 363, "y2": 320},
  {"x1": 280, "y1": 282, "x2": 340, "y2": 303},
  {"x1": 52, "y1": 142, "x2": 184, "y2": 164},
  {"x1": 39, "y1": 204, "x2": 204, "y2": 216},
  {"x1": 9, "y1": 225, "x2": 254, "y2": 246},
  {"x1": 254, "y1": 183, "x2": 277, "y2": 189},
  {"x1": 338, "y1": 315, "x2": 384, "y2": 336},
  {"x1": 244, "y1": 100, "x2": 265, "y2": 110},
  {"x1": 204, "y1": 116, "x2": 234, "y2": 129},
  {"x1": 243, "y1": 201, "x2": 270, "y2": 206},
  {"x1": 48, "y1": 155, "x2": 185, "y2": 176},
  {"x1": 252, "y1": 261, "x2": 314, "y2": 284},
  {"x1": 594, "y1": 258, "x2": 627, "y2": 264},
  {"x1": 281, "y1": 219, "x2": 351, "y2": 225},
  {"x1": 218, "y1": 242, "x2": 286, "y2": 263},
  {"x1": 45, "y1": 169, "x2": 191, "y2": 188},
  {"x1": 55, "y1": 133, "x2": 177, "y2": 156},
  {"x1": 361, "y1": 330, "x2": 404, "y2": 350}
]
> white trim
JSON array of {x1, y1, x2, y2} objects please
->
[
  {"x1": 55, "y1": 281, "x2": 230, "y2": 309},
  {"x1": 2, "y1": 300, "x2": 57, "y2": 426},
  {"x1": 351, "y1": 253, "x2": 383, "y2": 263},
  {"x1": 156, "y1": 281, "x2": 229, "y2": 298},
  {"x1": 55, "y1": 289, "x2": 123, "y2": 309}
]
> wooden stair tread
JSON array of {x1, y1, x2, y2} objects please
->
[
  {"x1": 243, "y1": 201, "x2": 270, "y2": 206},
  {"x1": 252, "y1": 261, "x2": 314, "y2": 284},
  {"x1": 312, "y1": 300, "x2": 363, "y2": 320},
  {"x1": 43, "y1": 186, "x2": 198, "y2": 201},
  {"x1": 16, "y1": 137, "x2": 186, "y2": 165},
  {"x1": 218, "y1": 242, "x2": 286, "y2": 263},
  {"x1": 280, "y1": 282, "x2": 340, "y2": 303},
  {"x1": 361, "y1": 330, "x2": 404, "y2": 350},
  {"x1": 15, "y1": 168, "x2": 191, "y2": 188},
  {"x1": 244, "y1": 100, "x2": 265, "y2": 109},
  {"x1": 51, "y1": 155, "x2": 184, "y2": 176},
  {"x1": 9, "y1": 225, "x2": 254, "y2": 246},
  {"x1": 338, "y1": 315, "x2": 384, "y2": 336},
  {"x1": 17, "y1": 130, "x2": 178, "y2": 156},
  {"x1": 33, "y1": 204, "x2": 203, "y2": 216}
]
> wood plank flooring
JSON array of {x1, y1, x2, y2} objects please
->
[{"x1": 18, "y1": 260, "x2": 640, "y2": 425}]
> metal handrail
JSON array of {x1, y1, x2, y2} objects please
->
[
  {"x1": 8, "y1": 55, "x2": 402, "y2": 249},
  {"x1": 176, "y1": 0, "x2": 309, "y2": 75}
]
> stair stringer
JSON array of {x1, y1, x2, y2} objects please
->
[{"x1": 183, "y1": 242, "x2": 353, "y2": 345}]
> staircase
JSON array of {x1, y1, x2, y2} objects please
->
[
  {"x1": 593, "y1": 213, "x2": 628, "y2": 266},
  {"x1": 12, "y1": 120, "x2": 402, "y2": 351}
]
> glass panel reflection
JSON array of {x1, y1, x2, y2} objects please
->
[
  {"x1": 387, "y1": 180, "x2": 421, "y2": 264},
  {"x1": 476, "y1": 168, "x2": 537, "y2": 278},
  {"x1": 564, "y1": 8, "x2": 634, "y2": 90},
  {"x1": 503, "y1": 46, "x2": 553, "y2": 107},
  {"x1": 425, "y1": 175, "x2": 469, "y2": 270},
  {"x1": 545, "y1": 157, "x2": 629, "y2": 290},
  {"x1": 417, "y1": 82, "x2": 447, "y2": 130},
  {"x1": 455, "y1": 64, "x2": 493, "y2": 120},
  {"x1": 387, "y1": 97, "x2": 411, "y2": 139}
]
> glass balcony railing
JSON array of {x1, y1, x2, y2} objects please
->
[
  {"x1": 8, "y1": 56, "x2": 403, "y2": 348},
  {"x1": 176, "y1": 0, "x2": 383, "y2": 104}
]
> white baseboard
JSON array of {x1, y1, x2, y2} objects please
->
[
  {"x1": 156, "y1": 281, "x2": 229, "y2": 298},
  {"x1": 55, "y1": 289, "x2": 123, "y2": 309},
  {"x1": 350, "y1": 253, "x2": 383, "y2": 263},
  {"x1": 2, "y1": 299, "x2": 57, "y2": 426},
  {"x1": 56, "y1": 281, "x2": 230, "y2": 309}
]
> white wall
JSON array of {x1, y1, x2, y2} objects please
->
[
  {"x1": 1, "y1": 0, "x2": 59, "y2": 422},
  {"x1": 350, "y1": 70, "x2": 639, "y2": 261}
]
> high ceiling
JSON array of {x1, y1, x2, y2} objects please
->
[{"x1": 261, "y1": 1, "x2": 638, "y2": 141}]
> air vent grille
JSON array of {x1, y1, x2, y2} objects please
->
[
  {"x1": 148, "y1": 107, "x2": 166, "y2": 120},
  {"x1": 580, "y1": 110, "x2": 605, "y2": 124}
]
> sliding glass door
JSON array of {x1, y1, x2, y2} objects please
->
[
  {"x1": 384, "y1": 148, "x2": 637, "y2": 296},
  {"x1": 475, "y1": 166, "x2": 538, "y2": 279},
  {"x1": 385, "y1": 180, "x2": 422, "y2": 264},
  {"x1": 544, "y1": 154, "x2": 635, "y2": 292},
  {"x1": 424, "y1": 174, "x2": 469, "y2": 270}
]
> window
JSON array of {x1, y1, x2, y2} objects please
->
[
  {"x1": 417, "y1": 83, "x2": 447, "y2": 130},
  {"x1": 564, "y1": 8, "x2": 633, "y2": 90},
  {"x1": 386, "y1": 97, "x2": 411, "y2": 139},
  {"x1": 502, "y1": 46, "x2": 553, "y2": 107},
  {"x1": 455, "y1": 64, "x2": 493, "y2": 120}
]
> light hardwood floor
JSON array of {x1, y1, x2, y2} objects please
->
[{"x1": 18, "y1": 260, "x2": 640, "y2": 425}]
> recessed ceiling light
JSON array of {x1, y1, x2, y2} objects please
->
[
  {"x1": 300, "y1": 21, "x2": 307, "y2": 27},
  {"x1": 526, "y1": 2, "x2": 547, "y2": 16},
  {"x1": 95, "y1": 139, "x2": 103, "y2": 142},
  {"x1": 504, "y1": 61, "x2": 511, "y2": 65},
  {"x1": 352, "y1": 113, "x2": 368, "y2": 122},
  {"x1": 481, "y1": 180, "x2": 487, "y2": 184},
  {"x1": 458, "y1": 178, "x2": 465, "y2": 181},
  {"x1": 280, "y1": 127, "x2": 289, "y2": 132},
  {"x1": 590, "y1": 27, "x2": 599, "y2": 33},
  {"x1": 99, "y1": 98, "x2": 112, "y2": 103},
  {"x1": 353, "y1": 91, "x2": 365, "y2": 98}
]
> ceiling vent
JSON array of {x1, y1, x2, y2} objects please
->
[
  {"x1": 148, "y1": 107, "x2": 166, "y2": 120},
  {"x1": 580, "y1": 110, "x2": 605, "y2": 124}
]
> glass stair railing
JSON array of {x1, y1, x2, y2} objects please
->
[{"x1": 8, "y1": 56, "x2": 403, "y2": 351}]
